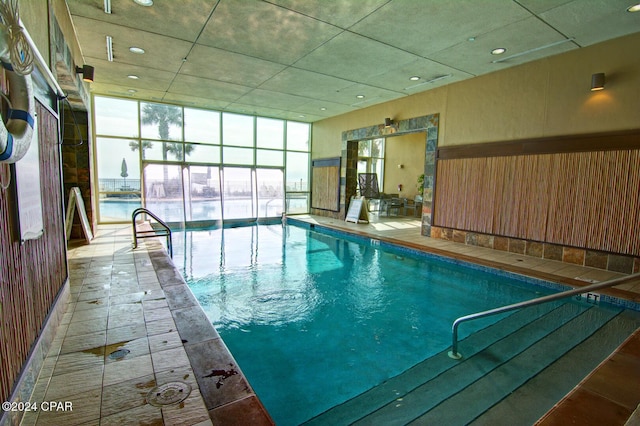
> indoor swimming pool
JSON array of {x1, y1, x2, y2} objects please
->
[{"x1": 172, "y1": 223, "x2": 640, "y2": 425}]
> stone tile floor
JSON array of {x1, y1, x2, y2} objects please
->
[
  {"x1": 20, "y1": 217, "x2": 640, "y2": 425},
  {"x1": 21, "y1": 226, "x2": 214, "y2": 426}
]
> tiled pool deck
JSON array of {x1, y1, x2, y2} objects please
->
[{"x1": 17, "y1": 215, "x2": 640, "y2": 425}]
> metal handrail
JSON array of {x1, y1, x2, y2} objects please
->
[
  {"x1": 131, "y1": 208, "x2": 173, "y2": 258},
  {"x1": 448, "y1": 272, "x2": 640, "y2": 359}
]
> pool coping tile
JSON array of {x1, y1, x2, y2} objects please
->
[{"x1": 142, "y1": 229, "x2": 275, "y2": 425}]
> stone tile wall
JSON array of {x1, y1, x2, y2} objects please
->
[
  {"x1": 432, "y1": 226, "x2": 640, "y2": 274},
  {"x1": 312, "y1": 114, "x2": 439, "y2": 222}
]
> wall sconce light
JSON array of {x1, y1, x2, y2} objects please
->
[
  {"x1": 397, "y1": 164, "x2": 403, "y2": 169},
  {"x1": 76, "y1": 65, "x2": 95, "y2": 83},
  {"x1": 397, "y1": 184, "x2": 403, "y2": 192},
  {"x1": 384, "y1": 117, "x2": 394, "y2": 127},
  {"x1": 590, "y1": 73, "x2": 605, "y2": 91}
]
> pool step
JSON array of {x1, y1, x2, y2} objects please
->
[
  {"x1": 402, "y1": 307, "x2": 625, "y2": 425},
  {"x1": 471, "y1": 312, "x2": 640, "y2": 425},
  {"x1": 304, "y1": 301, "x2": 627, "y2": 425},
  {"x1": 303, "y1": 301, "x2": 575, "y2": 425}
]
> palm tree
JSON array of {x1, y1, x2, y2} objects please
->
[
  {"x1": 142, "y1": 103, "x2": 181, "y2": 142},
  {"x1": 142, "y1": 104, "x2": 180, "y2": 185},
  {"x1": 129, "y1": 103, "x2": 195, "y2": 185}
]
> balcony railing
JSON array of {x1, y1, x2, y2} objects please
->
[{"x1": 99, "y1": 179, "x2": 141, "y2": 193}]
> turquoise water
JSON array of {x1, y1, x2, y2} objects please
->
[{"x1": 176, "y1": 224, "x2": 557, "y2": 425}]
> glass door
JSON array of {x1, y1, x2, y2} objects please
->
[
  {"x1": 185, "y1": 165, "x2": 222, "y2": 222},
  {"x1": 222, "y1": 167, "x2": 255, "y2": 220},
  {"x1": 142, "y1": 164, "x2": 284, "y2": 224},
  {"x1": 256, "y1": 168, "x2": 284, "y2": 219},
  {"x1": 143, "y1": 163, "x2": 185, "y2": 224}
]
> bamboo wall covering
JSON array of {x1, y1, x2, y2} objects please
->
[
  {"x1": 434, "y1": 149, "x2": 640, "y2": 257},
  {"x1": 311, "y1": 158, "x2": 341, "y2": 212},
  {"x1": 0, "y1": 102, "x2": 67, "y2": 403}
]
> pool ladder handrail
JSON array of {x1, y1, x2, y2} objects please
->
[
  {"x1": 448, "y1": 272, "x2": 640, "y2": 360},
  {"x1": 131, "y1": 207, "x2": 173, "y2": 258}
]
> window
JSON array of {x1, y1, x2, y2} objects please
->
[
  {"x1": 257, "y1": 118, "x2": 284, "y2": 149},
  {"x1": 93, "y1": 96, "x2": 311, "y2": 223},
  {"x1": 184, "y1": 108, "x2": 220, "y2": 144},
  {"x1": 223, "y1": 113, "x2": 254, "y2": 147},
  {"x1": 95, "y1": 137, "x2": 141, "y2": 221},
  {"x1": 286, "y1": 122, "x2": 309, "y2": 151},
  {"x1": 94, "y1": 97, "x2": 138, "y2": 138},
  {"x1": 140, "y1": 102, "x2": 182, "y2": 141}
]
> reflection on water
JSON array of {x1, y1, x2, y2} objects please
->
[
  {"x1": 177, "y1": 224, "x2": 561, "y2": 426},
  {"x1": 99, "y1": 198, "x2": 304, "y2": 222}
]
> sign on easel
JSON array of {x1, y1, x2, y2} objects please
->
[
  {"x1": 345, "y1": 196, "x2": 369, "y2": 224},
  {"x1": 65, "y1": 187, "x2": 93, "y2": 242}
]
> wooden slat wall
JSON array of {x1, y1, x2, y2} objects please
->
[
  {"x1": 0, "y1": 101, "x2": 67, "y2": 402},
  {"x1": 311, "y1": 158, "x2": 341, "y2": 212},
  {"x1": 434, "y1": 150, "x2": 640, "y2": 256}
]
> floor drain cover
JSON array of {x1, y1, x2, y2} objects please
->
[
  {"x1": 147, "y1": 382, "x2": 191, "y2": 406},
  {"x1": 108, "y1": 349, "x2": 130, "y2": 360}
]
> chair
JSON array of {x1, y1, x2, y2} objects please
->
[
  {"x1": 358, "y1": 173, "x2": 383, "y2": 212},
  {"x1": 386, "y1": 198, "x2": 404, "y2": 216},
  {"x1": 403, "y1": 196, "x2": 423, "y2": 217}
]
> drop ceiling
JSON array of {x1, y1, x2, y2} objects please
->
[{"x1": 64, "y1": 0, "x2": 640, "y2": 122}]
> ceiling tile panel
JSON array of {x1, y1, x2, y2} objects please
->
[
  {"x1": 429, "y1": 16, "x2": 576, "y2": 76},
  {"x1": 198, "y1": 0, "x2": 343, "y2": 65},
  {"x1": 516, "y1": 0, "x2": 574, "y2": 14},
  {"x1": 85, "y1": 58, "x2": 175, "y2": 91},
  {"x1": 258, "y1": 68, "x2": 356, "y2": 102},
  {"x1": 235, "y1": 88, "x2": 311, "y2": 110},
  {"x1": 89, "y1": 83, "x2": 167, "y2": 102},
  {"x1": 71, "y1": 16, "x2": 192, "y2": 73},
  {"x1": 539, "y1": 0, "x2": 640, "y2": 46},
  {"x1": 267, "y1": 0, "x2": 389, "y2": 29},
  {"x1": 222, "y1": 102, "x2": 291, "y2": 120},
  {"x1": 293, "y1": 32, "x2": 422, "y2": 82},
  {"x1": 279, "y1": 111, "x2": 326, "y2": 122},
  {"x1": 350, "y1": 0, "x2": 530, "y2": 57},
  {"x1": 168, "y1": 74, "x2": 252, "y2": 102},
  {"x1": 66, "y1": 0, "x2": 216, "y2": 42},
  {"x1": 358, "y1": 58, "x2": 472, "y2": 92},
  {"x1": 162, "y1": 92, "x2": 231, "y2": 111},
  {"x1": 294, "y1": 99, "x2": 357, "y2": 117},
  {"x1": 181, "y1": 44, "x2": 286, "y2": 87},
  {"x1": 334, "y1": 83, "x2": 406, "y2": 107}
]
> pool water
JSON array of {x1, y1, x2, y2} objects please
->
[{"x1": 176, "y1": 224, "x2": 566, "y2": 425}]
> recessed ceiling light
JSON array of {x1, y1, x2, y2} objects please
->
[
  {"x1": 409, "y1": 76, "x2": 420, "y2": 81},
  {"x1": 128, "y1": 89, "x2": 137, "y2": 93},
  {"x1": 127, "y1": 75, "x2": 139, "y2": 79},
  {"x1": 627, "y1": 3, "x2": 640, "y2": 12},
  {"x1": 356, "y1": 94, "x2": 365, "y2": 99},
  {"x1": 133, "y1": 0, "x2": 153, "y2": 6},
  {"x1": 491, "y1": 47, "x2": 507, "y2": 55},
  {"x1": 320, "y1": 107, "x2": 327, "y2": 111},
  {"x1": 129, "y1": 47, "x2": 145, "y2": 54},
  {"x1": 468, "y1": 36, "x2": 476, "y2": 42}
]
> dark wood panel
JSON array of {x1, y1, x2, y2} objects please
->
[{"x1": 437, "y1": 129, "x2": 640, "y2": 160}]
